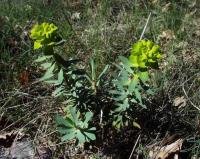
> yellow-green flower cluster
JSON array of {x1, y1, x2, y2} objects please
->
[
  {"x1": 129, "y1": 40, "x2": 162, "y2": 69},
  {"x1": 30, "y1": 23, "x2": 58, "y2": 50}
]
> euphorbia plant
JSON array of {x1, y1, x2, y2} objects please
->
[
  {"x1": 30, "y1": 22, "x2": 162, "y2": 144},
  {"x1": 111, "y1": 40, "x2": 162, "y2": 128},
  {"x1": 30, "y1": 22, "x2": 104, "y2": 145}
]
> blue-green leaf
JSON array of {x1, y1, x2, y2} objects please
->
[
  {"x1": 84, "y1": 112, "x2": 93, "y2": 124},
  {"x1": 55, "y1": 114, "x2": 74, "y2": 127},
  {"x1": 70, "y1": 107, "x2": 78, "y2": 123},
  {"x1": 85, "y1": 132, "x2": 96, "y2": 140},
  {"x1": 76, "y1": 130, "x2": 86, "y2": 144},
  {"x1": 118, "y1": 56, "x2": 133, "y2": 73},
  {"x1": 88, "y1": 127, "x2": 96, "y2": 131},
  {"x1": 61, "y1": 132, "x2": 75, "y2": 141},
  {"x1": 57, "y1": 127, "x2": 74, "y2": 134},
  {"x1": 52, "y1": 86, "x2": 64, "y2": 97},
  {"x1": 40, "y1": 63, "x2": 55, "y2": 81},
  {"x1": 97, "y1": 65, "x2": 109, "y2": 81},
  {"x1": 57, "y1": 68, "x2": 64, "y2": 84},
  {"x1": 89, "y1": 58, "x2": 96, "y2": 81},
  {"x1": 41, "y1": 62, "x2": 52, "y2": 69},
  {"x1": 35, "y1": 56, "x2": 49, "y2": 63},
  {"x1": 128, "y1": 80, "x2": 137, "y2": 93}
]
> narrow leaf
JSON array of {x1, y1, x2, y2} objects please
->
[
  {"x1": 76, "y1": 130, "x2": 86, "y2": 144},
  {"x1": 70, "y1": 107, "x2": 78, "y2": 123},
  {"x1": 118, "y1": 56, "x2": 133, "y2": 73},
  {"x1": 40, "y1": 63, "x2": 55, "y2": 81},
  {"x1": 90, "y1": 58, "x2": 96, "y2": 81},
  {"x1": 128, "y1": 80, "x2": 137, "y2": 93},
  {"x1": 57, "y1": 68, "x2": 64, "y2": 85},
  {"x1": 84, "y1": 112, "x2": 93, "y2": 124},
  {"x1": 57, "y1": 127, "x2": 74, "y2": 134},
  {"x1": 97, "y1": 65, "x2": 109, "y2": 81},
  {"x1": 88, "y1": 127, "x2": 96, "y2": 131},
  {"x1": 55, "y1": 114, "x2": 74, "y2": 127},
  {"x1": 35, "y1": 56, "x2": 48, "y2": 62},
  {"x1": 61, "y1": 132, "x2": 75, "y2": 141},
  {"x1": 134, "y1": 89, "x2": 142, "y2": 103},
  {"x1": 52, "y1": 86, "x2": 64, "y2": 97},
  {"x1": 85, "y1": 132, "x2": 96, "y2": 140},
  {"x1": 41, "y1": 62, "x2": 52, "y2": 69}
]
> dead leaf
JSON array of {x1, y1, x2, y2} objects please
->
[
  {"x1": 149, "y1": 139, "x2": 183, "y2": 159},
  {"x1": 18, "y1": 70, "x2": 30, "y2": 85},
  {"x1": 159, "y1": 30, "x2": 176, "y2": 41},
  {"x1": 173, "y1": 96, "x2": 187, "y2": 108}
]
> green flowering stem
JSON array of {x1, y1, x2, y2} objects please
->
[
  {"x1": 129, "y1": 40, "x2": 162, "y2": 70},
  {"x1": 30, "y1": 22, "x2": 62, "y2": 55}
]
